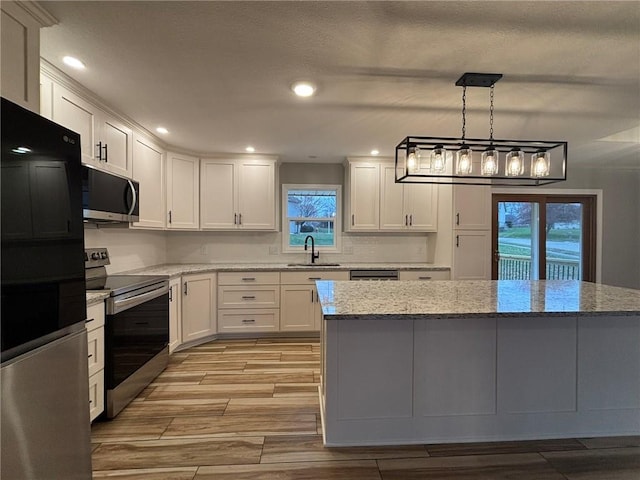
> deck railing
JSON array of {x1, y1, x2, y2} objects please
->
[{"x1": 499, "y1": 254, "x2": 580, "y2": 280}]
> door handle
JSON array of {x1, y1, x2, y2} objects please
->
[{"x1": 494, "y1": 249, "x2": 501, "y2": 263}]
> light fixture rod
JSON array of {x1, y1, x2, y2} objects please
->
[{"x1": 489, "y1": 85, "x2": 495, "y2": 142}]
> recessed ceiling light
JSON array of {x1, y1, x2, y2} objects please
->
[
  {"x1": 245, "y1": 146, "x2": 255, "y2": 153},
  {"x1": 156, "y1": 127, "x2": 169, "y2": 134},
  {"x1": 63, "y1": 56, "x2": 85, "y2": 70},
  {"x1": 291, "y1": 81, "x2": 316, "y2": 97},
  {"x1": 371, "y1": 149, "x2": 380, "y2": 155}
]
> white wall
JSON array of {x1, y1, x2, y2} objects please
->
[{"x1": 84, "y1": 227, "x2": 167, "y2": 274}]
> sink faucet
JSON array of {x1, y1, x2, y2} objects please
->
[{"x1": 304, "y1": 235, "x2": 320, "y2": 264}]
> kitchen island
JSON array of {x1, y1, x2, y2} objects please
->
[{"x1": 316, "y1": 280, "x2": 640, "y2": 446}]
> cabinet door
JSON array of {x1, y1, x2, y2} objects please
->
[
  {"x1": 99, "y1": 113, "x2": 133, "y2": 178},
  {"x1": 200, "y1": 159, "x2": 236, "y2": 229},
  {"x1": 132, "y1": 134, "x2": 165, "y2": 229},
  {"x1": 348, "y1": 163, "x2": 379, "y2": 231},
  {"x1": 453, "y1": 185, "x2": 491, "y2": 230},
  {"x1": 237, "y1": 159, "x2": 276, "y2": 230},
  {"x1": 168, "y1": 278, "x2": 182, "y2": 353},
  {"x1": 380, "y1": 164, "x2": 407, "y2": 230},
  {"x1": 51, "y1": 83, "x2": 97, "y2": 166},
  {"x1": 453, "y1": 230, "x2": 491, "y2": 280},
  {"x1": 181, "y1": 273, "x2": 216, "y2": 343},
  {"x1": 406, "y1": 183, "x2": 438, "y2": 231},
  {"x1": 166, "y1": 152, "x2": 199, "y2": 229},
  {"x1": 280, "y1": 285, "x2": 316, "y2": 331}
]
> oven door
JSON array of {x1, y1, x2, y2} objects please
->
[{"x1": 105, "y1": 291, "x2": 169, "y2": 389}]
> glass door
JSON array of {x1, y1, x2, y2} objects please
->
[{"x1": 492, "y1": 194, "x2": 596, "y2": 281}]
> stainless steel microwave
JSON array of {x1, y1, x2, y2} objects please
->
[{"x1": 82, "y1": 166, "x2": 139, "y2": 223}]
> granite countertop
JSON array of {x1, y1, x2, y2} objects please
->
[
  {"x1": 120, "y1": 263, "x2": 450, "y2": 278},
  {"x1": 316, "y1": 280, "x2": 640, "y2": 319},
  {"x1": 87, "y1": 291, "x2": 110, "y2": 306}
]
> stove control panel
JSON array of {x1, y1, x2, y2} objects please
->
[{"x1": 85, "y1": 248, "x2": 110, "y2": 268}]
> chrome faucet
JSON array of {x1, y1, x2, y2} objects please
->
[{"x1": 304, "y1": 235, "x2": 320, "y2": 264}]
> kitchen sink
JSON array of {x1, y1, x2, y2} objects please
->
[{"x1": 287, "y1": 263, "x2": 341, "y2": 267}]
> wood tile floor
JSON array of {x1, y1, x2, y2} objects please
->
[{"x1": 91, "y1": 338, "x2": 640, "y2": 479}]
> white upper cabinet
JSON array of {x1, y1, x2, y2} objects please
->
[
  {"x1": 201, "y1": 157, "x2": 277, "y2": 231},
  {"x1": 380, "y1": 164, "x2": 438, "y2": 232},
  {"x1": 166, "y1": 152, "x2": 199, "y2": 230},
  {"x1": 45, "y1": 79, "x2": 133, "y2": 178},
  {"x1": 131, "y1": 134, "x2": 165, "y2": 229},
  {"x1": 453, "y1": 185, "x2": 491, "y2": 230},
  {"x1": 345, "y1": 160, "x2": 379, "y2": 231}
]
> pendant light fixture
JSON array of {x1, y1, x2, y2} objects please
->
[{"x1": 395, "y1": 73, "x2": 567, "y2": 186}]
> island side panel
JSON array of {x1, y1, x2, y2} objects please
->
[{"x1": 578, "y1": 315, "x2": 640, "y2": 412}]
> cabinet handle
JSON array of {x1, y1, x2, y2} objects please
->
[
  {"x1": 456, "y1": 235, "x2": 460, "y2": 247},
  {"x1": 308, "y1": 277, "x2": 321, "y2": 280},
  {"x1": 169, "y1": 287, "x2": 173, "y2": 302},
  {"x1": 89, "y1": 400, "x2": 93, "y2": 405},
  {"x1": 351, "y1": 214, "x2": 354, "y2": 226},
  {"x1": 95, "y1": 141, "x2": 102, "y2": 161},
  {"x1": 418, "y1": 276, "x2": 432, "y2": 280},
  {"x1": 241, "y1": 295, "x2": 256, "y2": 300},
  {"x1": 168, "y1": 210, "x2": 172, "y2": 224},
  {"x1": 405, "y1": 215, "x2": 408, "y2": 226},
  {"x1": 311, "y1": 290, "x2": 314, "y2": 303},
  {"x1": 103, "y1": 143, "x2": 108, "y2": 163},
  {"x1": 241, "y1": 277, "x2": 256, "y2": 281},
  {"x1": 409, "y1": 214, "x2": 413, "y2": 226},
  {"x1": 238, "y1": 213, "x2": 242, "y2": 225},
  {"x1": 242, "y1": 319, "x2": 256, "y2": 323},
  {"x1": 184, "y1": 282, "x2": 188, "y2": 295},
  {"x1": 234, "y1": 213, "x2": 237, "y2": 225},
  {"x1": 456, "y1": 213, "x2": 460, "y2": 225},
  {"x1": 88, "y1": 354, "x2": 93, "y2": 359}
]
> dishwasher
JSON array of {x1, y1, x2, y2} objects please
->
[{"x1": 349, "y1": 269, "x2": 399, "y2": 281}]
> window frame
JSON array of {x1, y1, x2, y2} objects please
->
[{"x1": 281, "y1": 184, "x2": 342, "y2": 254}]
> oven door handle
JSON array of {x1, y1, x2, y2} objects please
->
[{"x1": 108, "y1": 284, "x2": 169, "y2": 315}]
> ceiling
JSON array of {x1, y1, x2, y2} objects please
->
[{"x1": 39, "y1": 1, "x2": 640, "y2": 168}]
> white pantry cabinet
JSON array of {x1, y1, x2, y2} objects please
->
[
  {"x1": 131, "y1": 134, "x2": 165, "y2": 229},
  {"x1": 452, "y1": 184, "x2": 492, "y2": 280},
  {"x1": 166, "y1": 152, "x2": 199, "y2": 230},
  {"x1": 181, "y1": 273, "x2": 216, "y2": 343},
  {"x1": 45, "y1": 79, "x2": 133, "y2": 177},
  {"x1": 379, "y1": 164, "x2": 438, "y2": 232},
  {"x1": 280, "y1": 270, "x2": 349, "y2": 331},
  {"x1": 200, "y1": 158, "x2": 277, "y2": 230},
  {"x1": 345, "y1": 160, "x2": 380, "y2": 231},
  {"x1": 168, "y1": 277, "x2": 182, "y2": 353}
]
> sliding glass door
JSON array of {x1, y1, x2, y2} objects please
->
[{"x1": 492, "y1": 194, "x2": 596, "y2": 281}]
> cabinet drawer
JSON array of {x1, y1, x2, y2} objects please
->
[
  {"x1": 88, "y1": 370, "x2": 104, "y2": 422},
  {"x1": 281, "y1": 270, "x2": 350, "y2": 285},
  {"x1": 86, "y1": 302, "x2": 105, "y2": 330},
  {"x1": 87, "y1": 326, "x2": 105, "y2": 377},
  {"x1": 218, "y1": 271, "x2": 280, "y2": 285},
  {"x1": 218, "y1": 309, "x2": 279, "y2": 332},
  {"x1": 398, "y1": 270, "x2": 451, "y2": 281},
  {"x1": 218, "y1": 285, "x2": 280, "y2": 308}
]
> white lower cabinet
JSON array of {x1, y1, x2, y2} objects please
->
[
  {"x1": 217, "y1": 271, "x2": 280, "y2": 333},
  {"x1": 453, "y1": 230, "x2": 492, "y2": 280},
  {"x1": 181, "y1": 273, "x2": 217, "y2": 343},
  {"x1": 86, "y1": 302, "x2": 105, "y2": 422},
  {"x1": 280, "y1": 271, "x2": 349, "y2": 331},
  {"x1": 168, "y1": 277, "x2": 182, "y2": 352},
  {"x1": 398, "y1": 270, "x2": 451, "y2": 281}
]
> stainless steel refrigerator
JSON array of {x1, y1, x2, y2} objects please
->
[{"x1": 1, "y1": 97, "x2": 92, "y2": 479}]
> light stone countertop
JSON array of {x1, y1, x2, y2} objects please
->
[
  {"x1": 316, "y1": 280, "x2": 640, "y2": 319},
  {"x1": 87, "y1": 291, "x2": 110, "y2": 306},
  {"x1": 119, "y1": 263, "x2": 450, "y2": 278}
]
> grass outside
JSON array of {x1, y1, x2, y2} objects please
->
[
  {"x1": 500, "y1": 226, "x2": 580, "y2": 242},
  {"x1": 499, "y1": 243, "x2": 579, "y2": 261},
  {"x1": 290, "y1": 233, "x2": 334, "y2": 246}
]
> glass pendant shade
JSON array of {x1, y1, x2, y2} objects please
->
[
  {"x1": 481, "y1": 148, "x2": 499, "y2": 176},
  {"x1": 531, "y1": 151, "x2": 550, "y2": 177},
  {"x1": 430, "y1": 145, "x2": 447, "y2": 173},
  {"x1": 505, "y1": 149, "x2": 525, "y2": 176},
  {"x1": 406, "y1": 146, "x2": 421, "y2": 174},
  {"x1": 456, "y1": 145, "x2": 472, "y2": 174}
]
